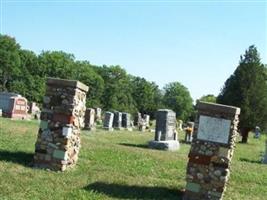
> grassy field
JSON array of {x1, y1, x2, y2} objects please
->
[{"x1": 0, "y1": 117, "x2": 266, "y2": 200}]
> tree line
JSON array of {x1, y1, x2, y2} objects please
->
[
  {"x1": 0, "y1": 34, "x2": 193, "y2": 120},
  {"x1": 1, "y1": 35, "x2": 267, "y2": 143}
]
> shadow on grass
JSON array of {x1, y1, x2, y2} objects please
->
[
  {"x1": 0, "y1": 150, "x2": 33, "y2": 167},
  {"x1": 239, "y1": 158, "x2": 262, "y2": 164},
  {"x1": 84, "y1": 182, "x2": 184, "y2": 200},
  {"x1": 118, "y1": 143, "x2": 149, "y2": 149}
]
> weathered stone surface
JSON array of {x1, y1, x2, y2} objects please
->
[
  {"x1": 113, "y1": 111, "x2": 122, "y2": 129},
  {"x1": 46, "y1": 77, "x2": 89, "y2": 92},
  {"x1": 103, "y1": 112, "x2": 114, "y2": 131},
  {"x1": 122, "y1": 112, "x2": 131, "y2": 128},
  {"x1": 184, "y1": 102, "x2": 240, "y2": 200},
  {"x1": 149, "y1": 109, "x2": 179, "y2": 151},
  {"x1": 155, "y1": 109, "x2": 176, "y2": 141},
  {"x1": 144, "y1": 114, "x2": 150, "y2": 128},
  {"x1": 84, "y1": 108, "x2": 96, "y2": 131},
  {"x1": 148, "y1": 140, "x2": 180, "y2": 151},
  {"x1": 186, "y1": 182, "x2": 201, "y2": 193},
  {"x1": 94, "y1": 107, "x2": 102, "y2": 123},
  {"x1": 33, "y1": 78, "x2": 88, "y2": 171}
]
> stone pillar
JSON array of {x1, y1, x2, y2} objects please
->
[
  {"x1": 103, "y1": 112, "x2": 114, "y2": 131},
  {"x1": 263, "y1": 140, "x2": 267, "y2": 164},
  {"x1": 183, "y1": 102, "x2": 240, "y2": 200},
  {"x1": 33, "y1": 78, "x2": 89, "y2": 171},
  {"x1": 148, "y1": 109, "x2": 180, "y2": 151},
  {"x1": 122, "y1": 112, "x2": 132, "y2": 131},
  {"x1": 84, "y1": 108, "x2": 96, "y2": 131},
  {"x1": 113, "y1": 111, "x2": 122, "y2": 130}
]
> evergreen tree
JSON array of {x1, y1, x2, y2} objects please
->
[{"x1": 217, "y1": 45, "x2": 267, "y2": 143}]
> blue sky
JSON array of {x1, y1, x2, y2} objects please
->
[{"x1": 1, "y1": 0, "x2": 266, "y2": 100}]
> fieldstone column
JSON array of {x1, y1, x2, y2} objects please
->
[
  {"x1": 33, "y1": 78, "x2": 89, "y2": 171},
  {"x1": 183, "y1": 102, "x2": 240, "y2": 200}
]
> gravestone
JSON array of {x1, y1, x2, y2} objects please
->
[
  {"x1": 144, "y1": 114, "x2": 150, "y2": 128},
  {"x1": 148, "y1": 109, "x2": 179, "y2": 151},
  {"x1": 84, "y1": 108, "x2": 96, "y2": 131},
  {"x1": 95, "y1": 107, "x2": 102, "y2": 123},
  {"x1": 178, "y1": 120, "x2": 183, "y2": 130},
  {"x1": 0, "y1": 92, "x2": 28, "y2": 119},
  {"x1": 103, "y1": 112, "x2": 114, "y2": 131},
  {"x1": 113, "y1": 111, "x2": 122, "y2": 130},
  {"x1": 263, "y1": 140, "x2": 267, "y2": 164},
  {"x1": 33, "y1": 78, "x2": 88, "y2": 171},
  {"x1": 122, "y1": 112, "x2": 132, "y2": 131},
  {"x1": 29, "y1": 102, "x2": 41, "y2": 120},
  {"x1": 183, "y1": 102, "x2": 240, "y2": 200}
]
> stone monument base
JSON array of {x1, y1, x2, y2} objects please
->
[{"x1": 148, "y1": 140, "x2": 180, "y2": 151}]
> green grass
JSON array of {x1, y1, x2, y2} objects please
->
[{"x1": 0, "y1": 118, "x2": 266, "y2": 200}]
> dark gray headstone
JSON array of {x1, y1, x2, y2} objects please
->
[
  {"x1": 103, "y1": 112, "x2": 114, "y2": 130},
  {"x1": 122, "y1": 112, "x2": 131, "y2": 128},
  {"x1": 155, "y1": 109, "x2": 176, "y2": 141},
  {"x1": 113, "y1": 111, "x2": 122, "y2": 129}
]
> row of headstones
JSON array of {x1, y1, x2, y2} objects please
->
[
  {"x1": 33, "y1": 78, "x2": 267, "y2": 200},
  {"x1": 103, "y1": 111, "x2": 133, "y2": 131},
  {"x1": 85, "y1": 109, "x2": 151, "y2": 132}
]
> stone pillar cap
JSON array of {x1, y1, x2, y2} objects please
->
[
  {"x1": 197, "y1": 101, "x2": 241, "y2": 115},
  {"x1": 47, "y1": 77, "x2": 89, "y2": 92}
]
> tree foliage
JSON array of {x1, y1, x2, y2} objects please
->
[
  {"x1": 217, "y1": 45, "x2": 267, "y2": 131},
  {"x1": 199, "y1": 94, "x2": 217, "y2": 103},
  {"x1": 0, "y1": 35, "x2": 21, "y2": 91},
  {"x1": 130, "y1": 76, "x2": 163, "y2": 118},
  {"x1": 0, "y1": 34, "x2": 195, "y2": 120},
  {"x1": 163, "y1": 82, "x2": 193, "y2": 121}
]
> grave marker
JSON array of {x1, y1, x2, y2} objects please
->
[
  {"x1": 183, "y1": 102, "x2": 240, "y2": 200},
  {"x1": 113, "y1": 111, "x2": 122, "y2": 130},
  {"x1": 149, "y1": 109, "x2": 179, "y2": 151},
  {"x1": 103, "y1": 112, "x2": 114, "y2": 131},
  {"x1": 84, "y1": 108, "x2": 96, "y2": 131},
  {"x1": 95, "y1": 107, "x2": 102, "y2": 123},
  {"x1": 122, "y1": 112, "x2": 132, "y2": 131}
]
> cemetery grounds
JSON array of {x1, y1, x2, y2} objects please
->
[{"x1": 0, "y1": 118, "x2": 266, "y2": 200}]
